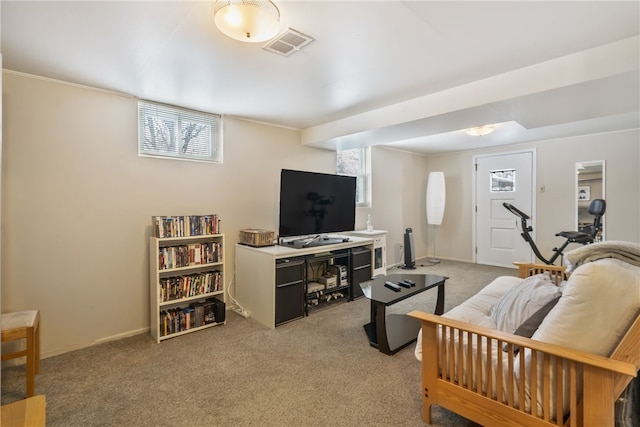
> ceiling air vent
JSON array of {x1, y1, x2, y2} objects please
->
[{"x1": 263, "y1": 28, "x2": 314, "y2": 57}]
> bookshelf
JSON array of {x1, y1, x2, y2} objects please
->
[{"x1": 149, "y1": 215, "x2": 225, "y2": 343}]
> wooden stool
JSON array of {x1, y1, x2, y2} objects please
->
[
  {"x1": 1, "y1": 311, "x2": 40, "y2": 397},
  {"x1": 0, "y1": 395, "x2": 46, "y2": 427}
]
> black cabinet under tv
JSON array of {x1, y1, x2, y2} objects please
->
[
  {"x1": 280, "y1": 247, "x2": 372, "y2": 321},
  {"x1": 235, "y1": 237, "x2": 375, "y2": 329},
  {"x1": 350, "y1": 247, "x2": 372, "y2": 300},
  {"x1": 275, "y1": 258, "x2": 305, "y2": 326}
]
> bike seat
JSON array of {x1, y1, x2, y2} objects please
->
[
  {"x1": 555, "y1": 230, "x2": 593, "y2": 244},
  {"x1": 556, "y1": 199, "x2": 605, "y2": 245}
]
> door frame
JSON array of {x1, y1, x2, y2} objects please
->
[{"x1": 472, "y1": 148, "x2": 537, "y2": 265}]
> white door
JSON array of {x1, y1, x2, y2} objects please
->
[{"x1": 475, "y1": 150, "x2": 534, "y2": 267}]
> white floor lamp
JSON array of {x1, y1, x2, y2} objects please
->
[{"x1": 426, "y1": 172, "x2": 446, "y2": 264}]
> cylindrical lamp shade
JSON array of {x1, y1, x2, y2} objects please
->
[{"x1": 426, "y1": 172, "x2": 446, "y2": 225}]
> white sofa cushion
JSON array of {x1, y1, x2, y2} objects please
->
[
  {"x1": 490, "y1": 273, "x2": 563, "y2": 334},
  {"x1": 532, "y1": 258, "x2": 640, "y2": 356},
  {"x1": 415, "y1": 275, "x2": 521, "y2": 361}
]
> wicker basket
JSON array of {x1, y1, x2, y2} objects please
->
[{"x1": 239, "y1": 229, "x2": 275, "y2": 247}]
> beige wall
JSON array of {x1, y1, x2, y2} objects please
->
[
  {"x1": 423, "y1": 132, "x2": 640, "y2": 262},
  {"x1": 2, "y1": 71, "x2": 638, "y2": 358},
  {"x1": 2, "y1": 71, "x2": 429, "y2": 357},
  {"x1": 368, "y1": 146, "x2": 429, "y2": 266},
  {"x1": 1, "y1": 72, "x2": 339, "y2": 357}
]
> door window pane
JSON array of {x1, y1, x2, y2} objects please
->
[{"x1": 490, "y1": 169, "x2": 515, "y2": 192}]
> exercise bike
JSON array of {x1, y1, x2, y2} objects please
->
[{"x1": 503, "y1": 199, "x2": 606, "y2": 265}]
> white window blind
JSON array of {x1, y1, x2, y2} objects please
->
[{"x1": 138, "y1": 100, "x2": 222, "y2": 163}]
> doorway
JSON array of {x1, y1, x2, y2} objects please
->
[{"x1": 474, "y1": 150, "x2": 535, "y2": 267}]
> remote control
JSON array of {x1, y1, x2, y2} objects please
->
[
  {"x1": 384, "y1": 281, "x2": 402, "y2": 292},
  {"x1": 396, "y1": 281, "x2": 411, "y2": 288},
  {"x1": 404, "y1": 279, "x2": 415, "y2": 285}
]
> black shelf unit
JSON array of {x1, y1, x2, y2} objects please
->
[
  {"x1": 271, "y1": 245, "x2": 374, "y2": 326},
  {"x1": 305, "y1": 249, "x2": 350, "y2": 314}
]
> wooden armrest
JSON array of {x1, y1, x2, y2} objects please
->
[{"x1": 408, "y1": 310, "x2": 637, "y2": 377}]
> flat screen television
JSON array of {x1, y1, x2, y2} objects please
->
[{"x1": 278, "y1": 169, "x2": 356, "y2": 239}]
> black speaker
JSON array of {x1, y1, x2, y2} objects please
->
[
  {"x1": 210, "y1": 298, "x2": 226, "y2": 323},
  {"x1": 402, "y1": 227, "x2": 416, "y2": 269}
]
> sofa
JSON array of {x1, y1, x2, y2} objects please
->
[{"x1": 409, "y1": 241, "x2": 640, "y2": 426}]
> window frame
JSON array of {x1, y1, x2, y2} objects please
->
[
  {"x1": 138, "y1": 100, "x2": 222, "y2": 163},
  {"x1": 337, "y1": 147, "x2": 371, "y2": 208}
]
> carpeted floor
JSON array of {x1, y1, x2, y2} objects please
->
[{"x1": 1, "y1": 259, "x2": 516, "y2": 426}]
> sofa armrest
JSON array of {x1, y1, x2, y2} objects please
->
[{"x1": 408, "y1": 310, "x2": 637, "y2": 376}]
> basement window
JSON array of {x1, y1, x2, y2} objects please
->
[
  {"x1": 138, "y1": 100, "x2": 222, "y2": 163},
  {"x1": 337, "y1": 147, "x2": 370, "y2": 207}
]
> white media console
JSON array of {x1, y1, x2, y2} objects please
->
[{"x1": 235, "y1": 236, "x2": 375, "y2": 329}]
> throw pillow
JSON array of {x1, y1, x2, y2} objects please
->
[
  {"x1": 503, "y1": 295, "x2": 561, "y2": 353},
  {"x1": 491, "y1": 273, "x2": 562, "y2": 334}
]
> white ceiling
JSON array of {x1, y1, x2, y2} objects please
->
[{"x1": 1, "y1": 1, "x2": 639, "y2": 155}]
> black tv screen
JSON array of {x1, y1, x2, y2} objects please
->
[{"x1": 278, "y1": 169, "x2": 356, "y2": 238}]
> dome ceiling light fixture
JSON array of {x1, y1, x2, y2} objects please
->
[
  {"x1": 214, "y1": 0, "x2": 281, "y2": 43},
  {"x1": 466, "y1": 125, "x2": 496, "y2": 137}
]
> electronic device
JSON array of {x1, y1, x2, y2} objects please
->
[
  {"x1": 402, "y1": 227, "x2": 416, "y2": 269},
  {"x1": 384, "y1": 281, "x2": 402, "y2": 292},
  {"x1": 318, "y1": 274, "x2": 337, "y2": 288},
  {"x1": 396, "y1": 281, "x2": 411, "y2": 288},
  {"x1": 278, "y1": 169, "x2": 356, "y2": 244},
  {"x1": 328, "y1": 265, "x2": 348, "y2": 280},
  {"x1": 400, "y1": 279, "x2": 415, "y2": 286},
  {"x1": 327, "y1": 265, "x2": 348, "y2": 287}
]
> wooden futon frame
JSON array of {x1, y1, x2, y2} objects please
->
[{"x1": 408, "y1": 262, "x2": 640, "y2": 427}]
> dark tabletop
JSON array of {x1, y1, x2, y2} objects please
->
[{"x1": 359, "y1": 273, "x2": 447, "y2": 305}]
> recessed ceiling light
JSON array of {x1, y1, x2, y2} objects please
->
[{"x1": 466, "y1": 125, "x2": 496, "y2": 136}]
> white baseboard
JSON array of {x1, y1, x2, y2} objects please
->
[
  {"x1": 1, "y1": 327, "x2": 152, "y2": 367},
  {"x1": 92, "y1": 327, "x2": 149, "y2": 346}
]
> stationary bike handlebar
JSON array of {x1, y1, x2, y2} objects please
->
[
  {"x1": 502, "y1": 202, "x2": 557, "y2": 265},
  {"x1": 502, "y1": 202, "x2": 530, "y2": 220}
]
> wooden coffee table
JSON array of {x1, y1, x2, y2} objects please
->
[{"x1": 360, "y1": 273, "x2": 447, "y2": 355}]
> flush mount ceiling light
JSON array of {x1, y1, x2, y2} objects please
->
[
  {"x1": 466, "y1": 125, "x2": 496, "y2": 137},
  {"x1": 214, "y1": 0, "x2": 280, "y2": 43}
]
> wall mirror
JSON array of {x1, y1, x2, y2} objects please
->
[{"x1": 576, "y1": 160, "x2": 605, "y2": 241}]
